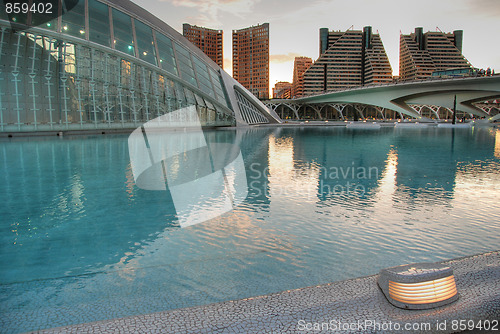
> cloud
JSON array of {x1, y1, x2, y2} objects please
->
[
  {"x1": 464, "y1": 0, "x2": 500, "y2": 17},
  {"x1": 161, "y1": 0, "x2": 260, "y2": 26},
  {"x1": 270, "y1": 53, "x2": 303, "y2": 64}
]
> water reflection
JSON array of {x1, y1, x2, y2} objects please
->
[
  {"x1": 495, "y1": 128, "x2": 500, "y2": 159},
  {"x1": 372, "y1": 148, "x2": 398, "y2": 209},
  {"x1": 267, "y1": 134, "x2": 320, "y2": 203},
  {"x1": 0, "y1": 135, "x2": 177, "y2": 284},
  {"x1": 1, "y1": 127, "x2": 499, "y2": 285},
  {"x1": 1, "y1": 126, "x2": 499, "y2": 333},
  {"x1": 240, "y1": 126, "x2": 499, "y2": 270},
  {"x1": 263, "y1": 127, "x2": 497, "y2": 206}
]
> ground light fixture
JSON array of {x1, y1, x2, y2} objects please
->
[{"x1": 378, "y1": 262, "x2": 458, "y2": 310}]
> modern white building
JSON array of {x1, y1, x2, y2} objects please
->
[{"x1": 0, "y1": 0, "x2": 280, "y2": 135}]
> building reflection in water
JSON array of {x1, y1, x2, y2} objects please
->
[
  {"x1": 1, "y1": 126, "x2": 499, "y2": 332},
  {"x1": 0, "y1": 135, "x2": 177, "y2": 284},
  {"x1": 244, "y1": 126, "x2": 500, "y2": 214},
  {"x1": 495, "y1": 128, "x2": 500, "y2": 159},
  {"x1": 2, "y1": 127, "x2": 499, "y2": 285},
  {"x1": 373, "y1": 148, "x2": 398, "y2": 203},
  {"x1": 267, "y1": 134, "x2": 320, "y2": 203}
]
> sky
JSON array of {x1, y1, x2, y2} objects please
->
[{"x1": 133, "y1": 0, "x2": 500, "y2": 90}]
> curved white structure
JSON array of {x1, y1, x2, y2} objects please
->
[
  {"x1": 269, "y1": 76, "x2": 500, "y2": 121},
  {"x1": 0, "y1": 0, "x2": 280, "y2": 135}
]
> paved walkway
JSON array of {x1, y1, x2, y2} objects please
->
[{"x1": 33, "y1": 251, "x2": 499, "y2": 333}]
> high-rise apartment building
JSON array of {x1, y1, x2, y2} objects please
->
[
  {"x1": 292, "y1": 57, "x2": 312, "y2": 98},
  {"x1": 399, "y1": 27, "x2": 472, "y2": 81},
  {"x1": 232, "y1": 23, "x2": 270, "y2": 99},
  {"x1": 303, "y1": 26, "x2": 392, "y2": 95},
  {"x1": 183, "y1": 24, "x2": 223, "y2": 68},
  {"x1": 273, "y1": 81, "x2": 292, "y2": 99}
]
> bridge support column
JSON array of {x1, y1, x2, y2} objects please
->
[
  {"x1": 266, "y1": 103, "x2": 280, "y2": 114},
  {"x1": 354, "y1": 105, "x2": 366, "y2": 120},
  {"x1": 427, "y1": 105, "x2": 441, "y2": 120},
  {"x1": 310, "y1": 105, "x2": 323, "y2": 120},
  {"x1": 445, "y1": 108, "x2": 456, "y2": 119},
  {"x1": 286, "y1": 103, "x2": 300, "y2": 120},
  {"x1": 329, "y1": 104, "x2": 346, "y2": 120},
  {"x1": 281, "y1": 105, "x2": 287, "y2": 119},
  {"x1": 474, "y1": 104, "x2": 496, "y2": 116},
  {"x1": 375, "y1": 106, "x2": 386, "y2": 120},
  {"x1": 409, "y1": 105, "x2": 424, "y2": 117}
]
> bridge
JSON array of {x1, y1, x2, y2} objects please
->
[{"x1": 264, "y1": 76, "x2": 500, "y2": 122}]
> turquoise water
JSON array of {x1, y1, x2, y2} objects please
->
[{"x1": 1, "y1": 126, "x2": 500, "y2": 332}]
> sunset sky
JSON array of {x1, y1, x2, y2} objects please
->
[{"x1": 134, "y1": 0, "x2": 500, "y2": 89}]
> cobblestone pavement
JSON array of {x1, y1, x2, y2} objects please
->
[{"x1": 32, "y1": 251, "x2": 499, "y2": 333}]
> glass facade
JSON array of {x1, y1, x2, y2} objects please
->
[
  {"x1": 0, "y1": 0, "x2": 241, "y2": 132},
  {"x1": 235, "y1": 90, "x2": 269, "y2": 124},
  {"x1": 156, "y1": 33, "x2": 178, "y2": 76},
  {"x1": 111, "y1": 8, "x2": 135, "y2": 56},
  {"x1": 134, "y1": 19, "x2": 157, "y2": 66},
  {"x1": 89, "y1": 0, "x2": 111, "y2": 47},
  {"x1": 61, "y1": 0, "x2": 86, "y2": 38},
  {"x1": 174, "y1": 43, "x2": 197, "y2": 87}
]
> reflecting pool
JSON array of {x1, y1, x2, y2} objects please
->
[{"x1": 1, "y1": 126, "x2": 500, "y2": 332}]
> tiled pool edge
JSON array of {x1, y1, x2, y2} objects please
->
[{"x1": 31, "y1": 251, "x2": 499, "y2": 333}]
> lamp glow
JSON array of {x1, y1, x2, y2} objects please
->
[
  {"x1": 389, "y1": 275, "x2": 457, "y2": 304},
  {"x1": 378, "y1": 262, "x2": 458, "y2": 310}
]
